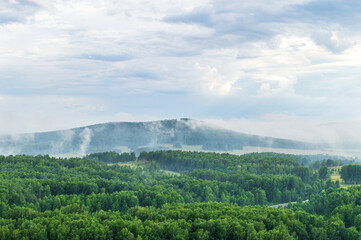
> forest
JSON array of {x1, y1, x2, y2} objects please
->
[{"x1": 0, "y1": 151, "x2": 360, "y2": 239}]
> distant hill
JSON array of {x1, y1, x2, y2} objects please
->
[{"x1": 0, "y1": 119, "x2": 318, "y2": 156}]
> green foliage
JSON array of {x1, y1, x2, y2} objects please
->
[
  {"x1": 340, "y1": 165, "x2": 361, "y2": 184},
  {"x1": 1, "y1": 201, "x2": 360, "y2": 240},
  {"x1": 0, "y1": 152, "x2": 355, "y2": 239},
  {"x1": 140, "y1": 151, "x2": 310, "y2": 175},
  {"x1": 319, "y1": 166, "x2": 330, "y2": 180},
  {"x1": 322, "y1": 159, "x2": 344, "y2": 167},
  {"x1": 85, "y1": 151, "x2": 136, "y2": 163}
]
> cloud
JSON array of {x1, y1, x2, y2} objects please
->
[
  {"x1": 195, "y1": 62, "x2": 242, "y2": 95},
  {"x1": 311, "y1": 28, "x2": 356, "y2": 53},
  {"x1": 0, "y1": 0, "x2": 40, "y2": 24},
  {"x1": 79, "y1": 54, "x2": 133, "y2": 62},
  {"x1": 302, "y1": 0, "x2": 361, "y2": 25},
  {"x1": 0, "y1": 95, "x2": 106, "y2": 134},
  {"x1": 163, "y1": 7, "x2": 214, "y2": 27},
  {"x1": 1, "y1": 0, "x2": 361, "y2": 136}
]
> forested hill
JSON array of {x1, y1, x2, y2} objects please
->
[
  {"x1": 0, "y1": 151, "x2": 352, "y2": 239},
  {"x1": 0, "y1": 119, "x2": 317, "y2": 155}
]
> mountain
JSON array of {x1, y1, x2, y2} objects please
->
[{"x1": 0, "y1": 118, "x2": 318, "y2": 156}]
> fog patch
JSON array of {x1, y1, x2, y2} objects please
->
[
  {"x1": 51, "y1": 130, "x2": 75, "y2": 154},
  {"x1": 182, "y1": 119, "x2": 208, "y2": 131},
  {"x1": 0, "y1": 133, "x2": 34, "y2": 155},
  {"x1": 79, "y1": 128, "x2": 92, "y2": 156},
  {"x1": 144, "y1": 121, "x2": 176, "y2": 147},
  {"x1": 204, "y1": 116, "x2": 361, "y2": 149}
]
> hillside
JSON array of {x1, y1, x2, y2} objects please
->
[
  {"x1": 0, "y1": 119, "x2": 317, "y2": 156},
  {"x1": 0, "y1": 152, "x2": 352, "y2": 239}
]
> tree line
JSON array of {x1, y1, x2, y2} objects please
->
[{"x1": 84, "y1": 151, "x2": 136, "y2": 163}]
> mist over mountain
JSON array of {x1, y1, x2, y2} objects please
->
[{"x1": 0, "y1": 119, "x2": 320, "y2": 156}]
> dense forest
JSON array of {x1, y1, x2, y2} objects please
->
[
  {"x1": 84, "y1": 151, "x2": 136, "y2": 163},
  {"x1": 0, "y1": 151, "x2": 360, "y2": 239}
]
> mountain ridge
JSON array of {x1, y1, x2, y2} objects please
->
[{"x1": 0, "y1": 118, "x2": 318, "y2": 156}]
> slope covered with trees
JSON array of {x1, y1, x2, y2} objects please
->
[
  {"x1": 1, "y1": 151, "x2": 358, "y2": 239},
  {"x1": 0, "y1": 119, "x2": 318, "y2": 156}
]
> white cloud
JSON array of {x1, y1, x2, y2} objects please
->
[
  {"x1": 195, "y1": 61, "x2": 242, "y2": 95},
  {"x1": 1, "y1": 0, "x2": 361, "y2": 135}
]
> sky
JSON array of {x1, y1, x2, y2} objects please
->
[{"x1": 1, "y1": 0, "x2": 361, "y2": 145}]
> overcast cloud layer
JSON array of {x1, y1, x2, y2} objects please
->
[{"x1": 1, "y1": 0, "x2": 361, "y2": 146}]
